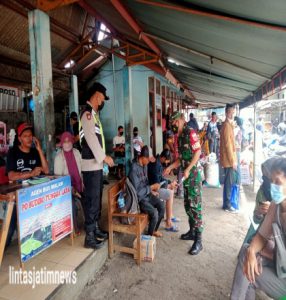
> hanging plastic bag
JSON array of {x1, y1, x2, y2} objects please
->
[{"x1": 230, "y1": 171, "x2": 239, "y2": 210}]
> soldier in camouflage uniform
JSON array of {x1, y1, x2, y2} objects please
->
[{"x1": 164, "y1": 111, "x2": 203, "y2": 255}]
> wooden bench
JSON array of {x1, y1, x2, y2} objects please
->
[{"x1": 108, "y1": 178, "x2": 148, "y2": 265}]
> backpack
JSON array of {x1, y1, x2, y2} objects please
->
[{"x1": 119, "y1": 177, "x2": 140, "y2": 225}]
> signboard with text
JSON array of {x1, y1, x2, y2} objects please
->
[
  {"x1": 17, "y1": 176, "x2": 73, "y2": 263},
  {"x1": 0, "y1": 84, "x2": 19, "y2": 97}
]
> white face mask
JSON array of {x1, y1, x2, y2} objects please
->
[{"x1": 62, "y1": 142, "x2": 73, "y2": 152}]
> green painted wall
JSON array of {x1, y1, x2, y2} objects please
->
[{"x1": 93, "y1": 57, "x2": 184, "y2": 156}]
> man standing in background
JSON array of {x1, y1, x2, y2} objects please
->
[
  {"x1": 187, "y1": 113, "x2": 199, "y2": 132},
  {"x1": 207, "y1": 112, "x2": 219, "y2": 155},
  {"x1": 113, "y1": 125, "x2": 125, "y2": 179},
  {"x1": 220, "y1": 104, "x2": 237, "y2": 213}
]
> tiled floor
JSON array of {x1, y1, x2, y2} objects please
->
[
  {"x1": 0, "y1": 233, "x2": 93, "y2": 300},
  {"x1": 0, "y1": 182, "x2": 114, "y2": 300}
]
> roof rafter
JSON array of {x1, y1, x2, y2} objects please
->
[
  {"x1": 109, "y1": 0, "x2": 194, "y2": 99},
  {"x1": 143, "y1": 31, "x2": 270, "y2": 80}
]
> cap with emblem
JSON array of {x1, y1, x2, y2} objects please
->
[
  {"x1": 17, "y1": 123, "x2": 33, "y2": 136},
  {"x1": 170, "y1": 111, "x2": 181, "y2": 121},
  {"x1": 86, "y1": 82, "x2": 109, "y2": 100}
]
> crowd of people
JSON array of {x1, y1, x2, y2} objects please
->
[{"x1": 1, "y1": 82, "x2": 286, "y2": 298}]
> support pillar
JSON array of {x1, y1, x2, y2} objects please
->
[
  {"x1": 69, "y1": 75, "x2": 79, "y2": 115},
  {"x1": 253, "y1": 99, "x2": 257, "y2": 192},
  {"x1": 28, "y1": 9, "x2": 55, "y2": 167},
  {"x1": 123, "y1": 66, "x2": 133, "y2": 175}
]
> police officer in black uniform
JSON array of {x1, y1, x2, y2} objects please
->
[{"x1": 79, "y1": 82, "x2": 114, "y2": 249}]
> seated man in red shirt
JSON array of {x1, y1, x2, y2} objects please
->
[{"x1": 5, "y1": 123, "x2": 49, "y2": 247}]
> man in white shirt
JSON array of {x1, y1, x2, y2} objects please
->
[
  {"x1": 133, "y1": 126, "x2": 143, "y2": 158},
  {"x1": 113, "y1": 125, "x2": 125, "y2": 178},
  {"x1": 207, "y1": 112, "x2": 219, "y2": 155}
]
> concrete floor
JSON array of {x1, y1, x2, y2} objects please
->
[{"x1": 79, "y1": 184, "x2": 270, "y2": 300}]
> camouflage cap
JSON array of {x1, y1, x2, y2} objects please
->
[{"x1": 170, "y1": 111, "x2": 181, "y2": 121}]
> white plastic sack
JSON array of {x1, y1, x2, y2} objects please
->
[
  {"x1": 208, "y1": 152, "x2": 217, "y2": 164},
  {"x1": 204, "y1": 162, "x2": 220, "y2": 188},
  {"x1": 197, "y1": 162, "x2": 205, "y2": 182},
  {"x1": 241, "y1": 164, "x2": 251, "y2": 185}
]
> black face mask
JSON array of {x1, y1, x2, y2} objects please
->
[
  {"x1": 134, "y1": 132, "x2": 138, "y2": 137},
  {"x1": 172, "y1": 125, "x2": 178, "y2": 134},
  {"x1": 119, "y1": 132, "x2": 124, "y2": 136},
  {"x1": 98, "y1": 102, "x2": 105, "y2": 111}
]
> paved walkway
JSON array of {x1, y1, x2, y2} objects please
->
[{"x1": 79, "y1": 184, "x2": 270, "y2": 300}]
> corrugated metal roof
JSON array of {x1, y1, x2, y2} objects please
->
[
  {"x1": 0, "y1": 5, "x2": 30, "y2": 56},
  {"x1": 0, "y1": 1, "x2": 106, "y2": 106},
  {"x1": 83, "y1": 0, "x2": 148, "y2": 48},
  {"x1": 84, "y1": 0, "x2": 286, "y2": 106},
  {"x1": 2, "y1": 0, "x2": 286, "y2": 108}
]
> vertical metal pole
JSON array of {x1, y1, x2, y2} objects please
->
[
  {"x1": 112, "y1": 54, "x2": 118, "y2": 126},
  {"x1": 123, "y1": 66, "x2": 133, "y2": 175},
  {"x1": 69, "y1": 75, "x2": 79, "y2": 115},
  {"x1": 28, "y1": 9, "x2": 55, "y2": 168},
  {"x1": 253, "y1": 98, "x2": 257, "y2": 192}
]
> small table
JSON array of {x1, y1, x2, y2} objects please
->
[{"x1": 0, "y1": 177, "x2": 73, "y2": 269}]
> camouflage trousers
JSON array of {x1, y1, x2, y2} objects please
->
[{"x1": 183, "y1": 167, "x2": 203, "y2": 232}]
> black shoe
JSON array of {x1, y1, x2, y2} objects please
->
[
  {"x1": 84, "y1": 232, "x2": 105, "y2": 249},
  {"x1": 189, "y1": 232, "x2": 203, "y2": 255},
  {"x1": 180, "y1": 228, "x2": 194, "y2": 240},
  {"x1": 103, "y1": 179, "x2": 109, "y2": 185},
  {"x1": 95, "y1": 222, "x2": 108, "y2": 240}
]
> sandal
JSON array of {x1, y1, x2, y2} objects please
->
[
  {"x1": 165, "y1": 225, "x2": 179, "y2": 232},
  {"x1": 171, "y1": 217, "x2": 181, "y2": 222}
]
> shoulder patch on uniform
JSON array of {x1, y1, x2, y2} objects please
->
[
  {"x1": 86, "y1": 112, "x2": 91, "y2": 120},
  {"x1": 191, "y1": 131, "x2": 198, "y2": 142}
]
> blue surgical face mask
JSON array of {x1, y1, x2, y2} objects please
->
[{"x1": 270, "y1": 183, "x2": 285, "y2": 204}]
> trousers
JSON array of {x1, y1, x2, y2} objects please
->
[
  {"x1": 183, "y1": 167, "x2": 203, "y2": 232},
  {"x1": 223, "y1": 167, "x2": 235, "y2": 209},
  {"x1": 82, "y1": 170, "x2": 103, "y2": 233},
  {"x1": 231, "y1": 244, "x2": 286, "y2": 300},
  {"x1": 139, "y1": 194, "x2": 165, "y2": 235}
]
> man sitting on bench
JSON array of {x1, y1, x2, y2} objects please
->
[{"x1": 128, "y1": 146, "x2": 165, "y2": 237}]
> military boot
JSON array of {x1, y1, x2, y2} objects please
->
[
  {"x1": 180, "y1": 223, "x2": 195, "y2": 240},
  {"x1": 189, "y1": 231, "x2": 203, "y2": 255},
  {"x1": 84, "y1": 231, "x2": 105, "y2": 249},
  {"x1": 94, "y1": 221, "x2": 108, "y2": 240}
]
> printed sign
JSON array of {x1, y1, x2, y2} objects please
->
[
  {"x1": 17, "y1": 176, "x2": 73, "y2": 263},
  {"x1": 0, "y1": 84, "x2": 19, "y2": 97}
]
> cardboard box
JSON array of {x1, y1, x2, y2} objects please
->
[{"x1": 133, "y1": 235, "x2": 156, "y2": 262}]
